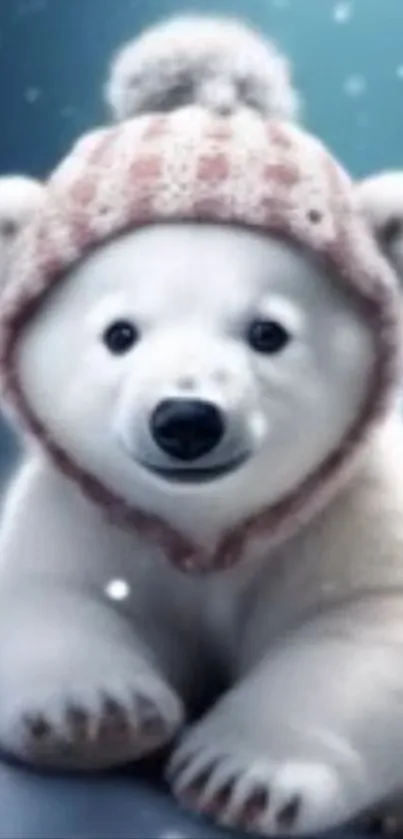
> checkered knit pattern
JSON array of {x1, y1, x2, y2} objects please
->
[
  {"x1": 0, "y1": 107, "x2": 400, "y2": 570},
  {"x1": 0, "y1": 108, "x2": 399, "y2": 344}
]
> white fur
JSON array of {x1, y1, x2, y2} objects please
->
[
  {"x1": 105, "y1": 15, "x2": 300, "y2": 121},
  {"x1": 0, "y1": 176, "x2": 44, "y2": 285}
]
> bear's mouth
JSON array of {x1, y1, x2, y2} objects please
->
[{"x1": 139, "y1": 451, "x2": 250, "y2": 484}]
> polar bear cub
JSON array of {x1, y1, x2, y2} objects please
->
[{"x1": 0, "y1": 14, "x2": 403, "y2": 839}]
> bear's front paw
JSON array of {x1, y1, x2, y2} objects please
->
[
  {"x1": 0, "y1": 651, "x2": 184, "y2": 770},
  {"x1": 167, "y1": 728, "x2": 354, "y2": 836}
]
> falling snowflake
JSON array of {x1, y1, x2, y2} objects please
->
[
  {"x1": 396, "y1": 65, "x2": 403, "y2": 80},
  {"x1": 343, "y1": 74, "x2": 366, "y2": 97},
  {"x1": 333, "y1": 1, "x2": 353, "y2": 24},
  {"x1": 272, "y1": 0, "x2": 289, "y2": 8},
  {"x1": 105, "y1": 578, "x2": 131, "y2": 601},
  {"x1": 24, "y1": 87, "x2": 42, "y2": 104}
]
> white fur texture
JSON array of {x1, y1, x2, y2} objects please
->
[
  {"x1": 358, "y1": 170, "x2": 403, "y2": 284},
  {"x1": 105, "y1": 15, "x2": 300, "y2": 121},
  {"x1": 0, "y1": 176, "x2": 44, "y2": 285}
]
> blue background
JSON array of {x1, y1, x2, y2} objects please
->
[{"x1": 1, "y1": 0, "x2": 403, "y2": 179}]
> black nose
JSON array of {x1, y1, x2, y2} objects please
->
[{"x1": 151, "y1": 399, "x2": 225, "y2": 462}]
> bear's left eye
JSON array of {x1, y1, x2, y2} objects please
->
[
  {"x1": 103, "y1": 320, "x2": 139, "y2": 355},
  {"x1": 247, "y1": 319, "x2": 291, "y2": 355}
]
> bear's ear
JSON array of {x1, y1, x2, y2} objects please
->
[
  {"x1": 356, "y1": 171, "x2": 403, "y2": 284},
  {"x1": 0, "y1": 175, "x2": 45, "y2": 286}
]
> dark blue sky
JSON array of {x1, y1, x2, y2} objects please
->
[{"x1": 0, "y1": 0, "x2": 403, "y2": 177}]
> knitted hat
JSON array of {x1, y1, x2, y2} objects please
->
[{"x1": 0, "y1": 17, "x2": 401, "y2": 571}]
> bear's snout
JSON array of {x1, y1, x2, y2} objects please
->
[{"x1": 150, "y1": 398, "x2": 225, "y2": 462}]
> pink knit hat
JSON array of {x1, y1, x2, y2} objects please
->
[{"x1": 0, "y1": 17, "x2": 401, "y2": 571}]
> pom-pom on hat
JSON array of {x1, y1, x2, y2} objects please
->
[
  {"x1": 105, "y1": 14, "x2": 301, "y2": 121},
  {"x1": 0, "y1": 15, "x2": 401, "y2": 571}
]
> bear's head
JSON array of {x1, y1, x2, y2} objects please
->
[{"x1": 0, "y1": 16, "x2": 401, "y2": 572}]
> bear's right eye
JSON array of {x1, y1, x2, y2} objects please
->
[
  {"x1": 103, "y1": 320, "x2": 139, "y2": 355},
  {"x1": 247, "y1": 319, "x2": 291, "y2": 355}
]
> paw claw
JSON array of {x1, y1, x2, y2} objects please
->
[
  {"x1": 206, "y1": 779, "x2": 237, "y2": 818},
  {"x1": 174, "y1": 750, "x2": 219, "y2": 794},
  {"x1": 181, "y1": 769, "x2": 217, "y2": 805},
  {"x1": 200, "y1": 760, "x2": 243, "y2": 814},
  {"x1": 24, "y1": 714, "x2": 52, "y2": 742},
  {"x1": 276, "y1": 794, "x2": 302, "y2": 830},
  {"x1": 97, "y1": 696, "x2": 130, "y2": 740},
  {"x1": 102, "y1": 696, "x2": 126, "y2": 720},
  {"x1": 136, "y1": 694, "x2": 166, "y2": 740},
  {"x1": 66, "y1": 706, "x2": 91, "y2": 741},
  {"x1": 235, "y1": 785, "x2": 269, "y2": 828}
]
